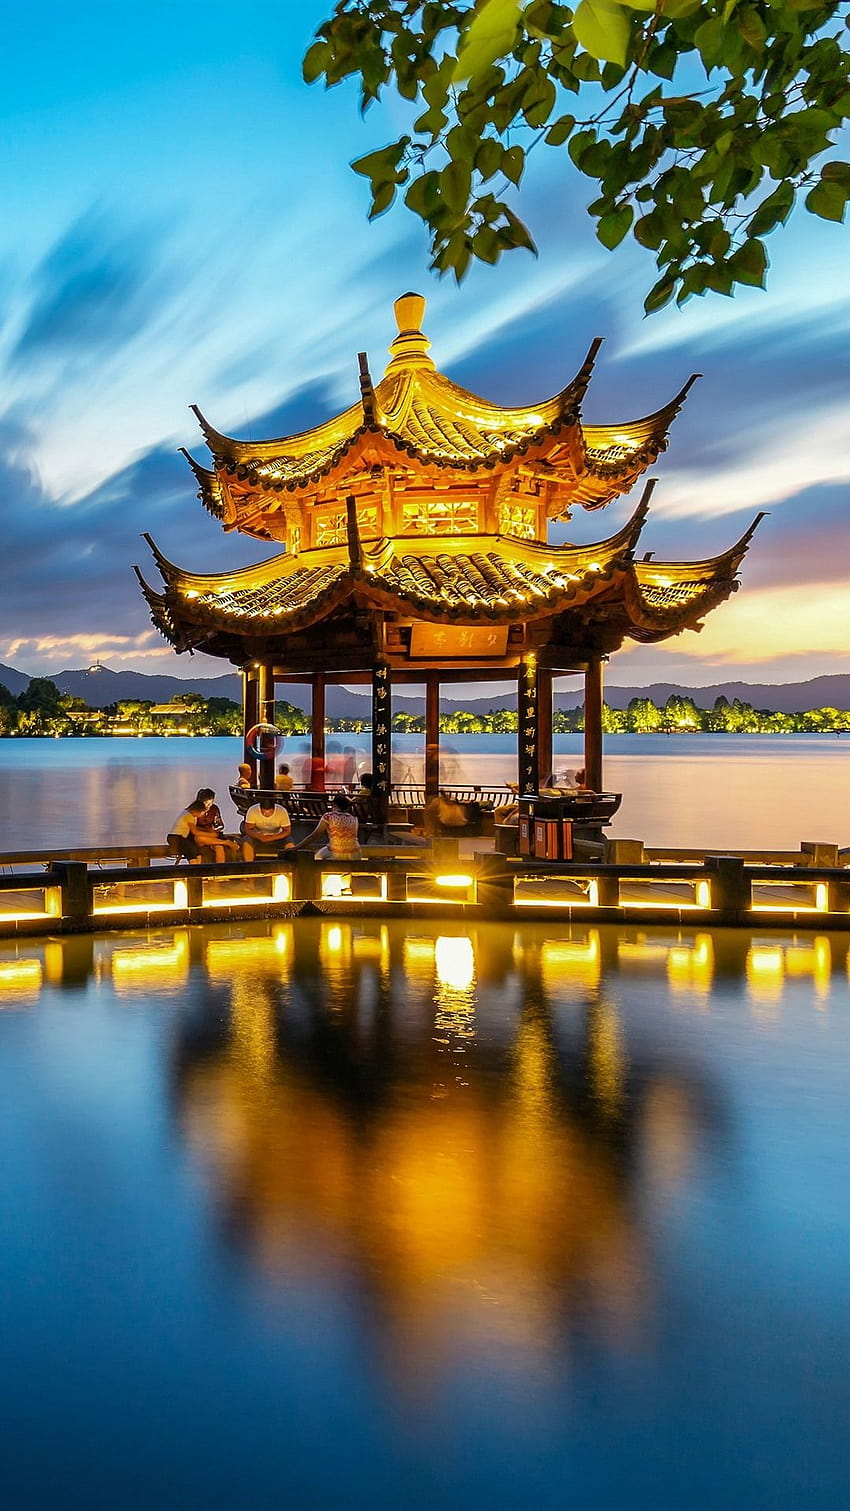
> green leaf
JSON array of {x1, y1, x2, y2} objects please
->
[
  {"x1": 616, "y1": 0, "x2": 654, "y2": 10},
  {"x1": 568, "y1": 128, "x2": 597, "y2": 168},
  {"x1": 404, "y1": 171, "x2": 442, "y2": 218},
  {"x1": 545, "y1": 114, "x2": 576, "y2": 146},
  {"x1": 473, "y1": 225, "x2": 503, "y2": 263},
  {"x1": 729, "y1": 237, "x2": 768, "y2": 286},
  {"x1": 747, "y1": 181, "x2": 794, "y2": 237},
  {"x1": 503, "y1": 145, "x2": 525, "y2": 184},
  {"x1": 500, "y1": 207, "x2": 538, "y2": 252},
  {"x1": 302, "y1": 41, "x2": 329, "y2": 85},
  {"x1": 573, "y1": 0, "x2": 631, "y2": 67},
  {"x1": 634, "y1": 211, "x2": 664, "y2": 249},
  {"x1": 441, "y1": 160, "x2": 473, "y2": 213},
  {"x1": 821, "y1": 160, "x2": 850, "y2": 188},
  {"x1": 644, "y1": 273, "x2": 677, "y2": 313},
  {"x1": 453, "y1": 0, "x2": 523, "y2": 84},
  {"x1": 805, "y1": 179, "x2": 848, "y2": 221},
  {"x1": 596, "y1": 204, "x2": 634, "y2": 248},
  {"x1": 476, "y1": 139, "x2": 504, "y2": 180},
  {"x1": 369, "y1": 181, "x2": 398, "y2": 219}
]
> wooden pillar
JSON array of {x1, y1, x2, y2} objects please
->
[
  {"x1": 584, "y1": 656, "x2": 604, "y2": 792},
  {"x1": 517, "y1": 655, "x2": 539, "y2": 796},
  {"x1": 371, "y1": 660, "x2": 391, "y2": 826},
  {"x1": 425, "y1": 672, "x2": 440, "y2": 798},
  {"x1": 538, "y1": 667, "x2": 553, "y2": 789},
  {"x1": 242, "y1": 668, "x2": 259, "y2": 780},
  {"x1": 256, "y1": 661, "x2": 275, "y2": 790},
  {"x1": 310, "y1": 673, "x2": 326, "y2": 790}
]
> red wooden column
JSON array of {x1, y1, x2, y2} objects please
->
[
  {"x1": 242, "y1": 667, "x2": 259, "y2": 780},
  {"x1": 256, "y1": 661, "x2": 275, "y2": 789},
  {"x1": 310, "y1": 673, "x2": 326, "y2": 790},
  {"x1": 584, "y1": 656, "x2": 604, "y2": 792},
  {"x1": 537, "y1": 667, "x2": 553, "y2": 788},
  {"x1": 425, "y1": 672, "x2": 440, "y2": 798}
]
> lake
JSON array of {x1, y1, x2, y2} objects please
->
[
  {"x1": 0, "y1": 733, "x2": 847, "y2": 850},
  {"x1": 0, "y1": 915, "x2": 848, "y2": 1508}
]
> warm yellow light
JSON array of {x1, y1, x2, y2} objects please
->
[
  {"x1": 435, "y1": 935, "x2": 475, "y2": 991},
  {"x1": 174, "y1": 879, "x2": 189, "y2": 909},
  {"x1": 434, "y1": 874, "x2": 474, "y2": 889},
  {"x1": 0, "y1": 958, "x2": 43, "y2": 995},
  {"x1": 695, "y1": 878, "x2": 712, "y2": 908},
  {"x1": 326, "y1": 926, "x2": 344, "y2": 954},
  {"x1": 815, "y1": 882, "x2": 829, "y2": 912}
]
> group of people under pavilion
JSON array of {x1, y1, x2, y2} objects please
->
[
  {"x1": 138, "y1": 291, "x2": 761, "y2": 826},
  {"x1": 169, "y1": 786, "x2": 362, "y2": 865}
]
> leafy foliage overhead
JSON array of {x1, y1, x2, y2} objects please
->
[{"x1": 303, "y1": 0, "x2": 850, "y2": 310}]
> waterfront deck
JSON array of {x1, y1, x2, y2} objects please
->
[{"x1": 1, "y1": 836, "x2": 848, "y2": 937}]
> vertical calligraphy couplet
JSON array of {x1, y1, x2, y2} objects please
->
[
  {"x1": 518, "y1": 655, "x2": 539, "y2": 796},
  {"x1": 371, "y1": 660, "x2": 392, "y2": 824}
]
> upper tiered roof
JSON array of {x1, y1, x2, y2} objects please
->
[{"x1": 183, "y1": 293, "x2": 698, "y2": 544}]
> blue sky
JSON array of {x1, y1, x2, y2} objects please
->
[{"x1": 0, "y1": 0, "x2": 848, "y2": 687}]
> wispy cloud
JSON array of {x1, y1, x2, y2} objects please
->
[{"x1": 11, "y1": 208, "x2": 171, "y2": 366}]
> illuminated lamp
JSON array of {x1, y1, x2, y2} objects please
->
[{"x1": 695, "y1": 878, "x2": 712, "y2": 908}]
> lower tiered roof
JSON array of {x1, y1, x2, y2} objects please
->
[{"x1": 135, "y1": 495, "x2": 762, "y2": 667}]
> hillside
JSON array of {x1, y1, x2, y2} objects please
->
[{"x1": 3, "y1": 663, "x2": 850, "y2": 717}]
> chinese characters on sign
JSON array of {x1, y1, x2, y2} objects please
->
[
  {"x1": 371, "y1": 661, "x2": 392, "y2": 800},
  {"x1": 518, "y1": 657, "x2": 539, "y2": 796},
  {"x1": 409, "y1": 625, "x2": 509, "y2": 658}
]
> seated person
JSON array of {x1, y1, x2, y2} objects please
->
[
  {"x1": 236, "y1": 762, "x2": 254, "y2": 789},
  {"x1": 353, "y1": 771, "x2": 377, "y2": 822},
  {"x1": 168, "y1": 801, "x2": 235, "y2": 864},
  {"x1": 295, "y1": 792, "x2": 360, "y2": 861},
  {"x1": 242, "y1": 798, "x2": 294, "y2": 861},
  {"x1": 194, "y1": 787, "x2": 224, "y2": 833},
  {"x1": 423, "y1": 789, "x2": 469, "y2": 836},
  {"x1": 274, "y1": 762, "x2": 294, "y2": 793}
]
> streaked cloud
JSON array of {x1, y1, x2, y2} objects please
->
[{"x1": 0, "y1": 0, "x2": 847, "y2": 686}]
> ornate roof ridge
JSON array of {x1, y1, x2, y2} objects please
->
[{"x1": 635, "y1": 510, "x2": 765, "y2": 581}]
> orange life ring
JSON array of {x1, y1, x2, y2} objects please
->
[{"x1": 246, "y1": 722, "x2": 280, "y2": 760}]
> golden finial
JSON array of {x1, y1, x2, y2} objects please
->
[{"x1": 385, "y1": 291, "x2": 434, "y2": 373}]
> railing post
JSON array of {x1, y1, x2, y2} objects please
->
[
  {"x1": 705, "y1": 855, "x2": 749, "y2": 920},
  {"x1": 51, "y1": 861, "x2": 91, "y2": 930}
]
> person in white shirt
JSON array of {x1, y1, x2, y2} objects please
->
[{"x1": 242, "y1": 799, "x2": 294, "y2": 861}]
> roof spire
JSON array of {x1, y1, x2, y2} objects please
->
[
  {"x1": 358, "y1": 351, "x2": 377, "y2": 425},
  {"x1": 385, "y1": 291, "x2": 434, "y2": 374}
]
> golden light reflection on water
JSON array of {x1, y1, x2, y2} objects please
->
[{"x1": 3, "y1": 919, "x2": 849, "y2": 1376}]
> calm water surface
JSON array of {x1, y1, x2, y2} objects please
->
[
  {"x1": 0, "y1": 917, "x2": 848, "y2": 1508},
  {"x1": 0, "y1": 733, "x2": 848, "y2": 849}
]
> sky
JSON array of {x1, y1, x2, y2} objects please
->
[{"x1": 0, "y1": 0, "x2": 848, "y2": 689}]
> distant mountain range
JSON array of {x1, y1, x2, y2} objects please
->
[{"x1": 3, "y1": 661, "x2": 850, "y2": 716}]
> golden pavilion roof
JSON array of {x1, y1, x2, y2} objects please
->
[
  {"x1": 184, "y1": 293, "x2": 697, "y2": 538},
  {"x1": 136, "y1": 496, "x2": 762, "y2": 658}
]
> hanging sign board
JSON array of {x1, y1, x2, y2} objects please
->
[{"x1": 409, "y1": 624, "x2": 509, "y2": 658}]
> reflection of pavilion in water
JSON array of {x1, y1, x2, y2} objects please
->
[
  {"x1": 2, "y1": 921, "x2": 841, "y2": 1372},
  {"x1": 164, "y1": 920, "x2": 733, "y2": 1371}
]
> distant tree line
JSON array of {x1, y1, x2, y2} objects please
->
[{"x1": 2, "y1": 682, "x2": 850, "y2": 737}]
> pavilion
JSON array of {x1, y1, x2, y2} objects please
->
[{"x1": 136, "y1": 293, "x2": 760, "y2": 817}]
